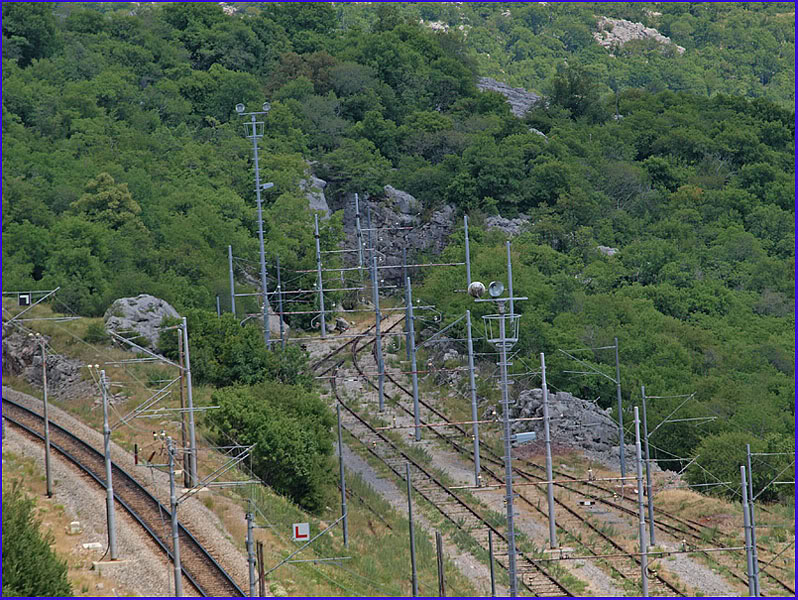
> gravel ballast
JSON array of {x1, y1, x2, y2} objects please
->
[{"x1": 3, "y1": 386, "x2": 251, "y2": 596}]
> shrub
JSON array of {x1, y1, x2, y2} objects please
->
[
  {"x1": 83, "y1": 321, "x2": 110, "y2": 344},
  {"x1": 158, "y1": 310, "x2": 312, "y2": 389},
  {"x1": 206, "y1": 383, "x2": 335, "y2": 512},
  {"x1": 2, "y1": 481, "x2": 72, "y2": 596}
]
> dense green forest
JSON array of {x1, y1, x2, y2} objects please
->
[
  {"x1": 2, "y1": 2, "x2": 794, "y2": 504},
  {"x1": 339, "y1": 2, "x2": 796, "y2": 106}
]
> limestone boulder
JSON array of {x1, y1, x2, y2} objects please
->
[
  {"x1": 104, "y1": 294, "x2": 180, "y2": 349},
  {"x1": 384, "y1": 185, "x2": 419, "y2": 222}
]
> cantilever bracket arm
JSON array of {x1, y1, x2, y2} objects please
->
[
  {"x1": 558, "y1": 349, "x2": 617, "y2": 384},
  {"x1": 647, "y1": 393, "x2": 695, "y2": 438},
  {"x1": 417, "y1": 313, "x2": 467, "y2": 349},
  {"x1": 111, "y1": 377, "x2": 181, "y2": 431},
  {"x1": 4, "y1": 287, "x2": 61, "y2": 323},
  {"x1": 178, "y1": 444, "x2": 255, "y2": 504},
  {"x1": 108, "y1": 330, "x2": 182, "y2": 370}
]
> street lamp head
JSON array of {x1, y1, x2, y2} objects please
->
[
  {"x1": 488, "y1": 281, "x2": 505, "y2": 298},
  {"x1": 262, "y1": 102, "x2": 271, "y2": 112},
  {"x1": 468, "y1": 281, "x2": 486, "y2": 298},
  {"x1": 235, "y1": 103, "x2": 245, "y2": 114}
]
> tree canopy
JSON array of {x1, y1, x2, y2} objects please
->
[{"x1": 2, "y1": 1, "x2": 793, "y2": 503}]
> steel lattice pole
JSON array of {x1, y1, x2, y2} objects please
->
[
  {"x1": 101, "y1": 370, "x2": 118, "y2": 560},
  {"x1": 541, "y1": 353, "x2": 558, "y2": 549},
  {"x1": 498, "y1": 307, "x2": 518, "y2": 596},
  {"x1": 251, "y1": 114, "x2": 270, "y2": 349}
]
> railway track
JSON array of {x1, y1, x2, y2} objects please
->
[
  {"x1": 513, "y1": 461, "x2": 795, "y2": 597},
  {"x1": 331, "y1": 372, "x2": 574, "y2": 596},
  {"x1": 310, "y1": 312, "x2": 793, "y2": 596},
  {"x1": 342, "y1": 318, "x2": 682, "y2": 596},
  {"x1": 366, "y1": 327, "x2": 794, "y2": 596},
  {"x1": 2, "y1": 397, "x2": 244, "y2": 597},
  {"x1": 318, "y1": 320, "x2": 575, "y2": 597}
]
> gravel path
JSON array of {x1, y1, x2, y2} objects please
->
[
  {"x1": 657, "y1": 543, "x2": 741, "y2": 597},
  {"x1": 3, "y1": 386, "x2": 251, "y2": 596}
]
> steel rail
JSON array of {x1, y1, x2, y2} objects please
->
[
  {"x1": 2, "y1": 397, "x2": 244, "y2": 597},
  {"x1": 350, "y1": 330, "x2": 684, "y2": 596},
  {"x1": 338, "y1": 326, "x2": 575, "y2": 597}
]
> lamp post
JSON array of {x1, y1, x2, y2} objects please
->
[
  {"x1": 236, "y1": 102, "x2": 274, "y2": 349},
  {"x1": 472, "y1": 271, "x2": 528, "y2": 597},
  {"x1": 29, "y1": 333, "x2": 53, "y2": 498}
]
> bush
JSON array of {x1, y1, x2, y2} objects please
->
[
  {"x1": 206, "y1": 383, "x2": 335, "y2": 512},
  {"x1": 83, "y1": 321, "x2": 110, "y2": 344},
  {"x1": 158, "y1": 310, "x2": 312, "y2": 389},
  {"x1": 2, "y1": 482, "x2": 72, "y2": 596},
  {"x1": 685, "y1": 432, "x2": 795, "y2": 502}
]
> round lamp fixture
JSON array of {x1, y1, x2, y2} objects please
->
[
  {"x1": 235, "y1": 103, "x2": 245, "y2": 114},
  {"x1": 488, "y1": 281, "x2": 505, "y2": 298},
  {"x1": 468, "y1": 281, "x2": 486, "y2": 298}
]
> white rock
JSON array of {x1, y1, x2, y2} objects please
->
[
  {"x1": 300, "y1": 173, "x2": 330, "y2": 218},
  {"x1": 67, "y1": 521, "x2": 82, "y2": 535},
  {"x1": 103, "y1": 295, "x2": 179, "y2": 349},
  {"x1": 597, "y1": 245, "x2": 619, "y2": 257},
  {"x1": 83, "y1": 542, "x2": 103, "y2": 550},
  {"x1": 594, "y1": 17, "x2": 685, "y2": 54},
  {"x1": 384, "y1": 185, "x2": 419, "y2": 216}
]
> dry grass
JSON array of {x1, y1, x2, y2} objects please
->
[{"x1": 657, "y1": 488, "x2": 737, "y2": 527}]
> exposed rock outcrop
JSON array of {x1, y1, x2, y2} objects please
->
[
  {"x1": 104, "y1": 294, "x2": 179, "y2": 349},
  {"x1": 1, "y1": 325, "x2": 91, "y2": 400},
  {"x1": 300, "y1": 172, "x2": 331, "y2": 218},
  {"x1": 509, "y1": 388, "x2": 617, "y2": 450},
  {"x1": 508, "y1": 387, "x2": 660, "y2": 472},
  {"x1": 597, "y1": 245, "x2": 619, "y2": 257},
  {"x1": 337, "y1": 187, "x2": 457, "y2": 289},
  {"x1": 383, "y1": 185, "x2": 419, "y2": 222},
  {"x1": 594, "y1": 17, "x2": 686, "y2": 54},
  {"x1": 485, "y1": 215, "x2": 531, "y2": 237},
  {"x1": 477, "y1": 77, "x2": 541, "y2": 118}
]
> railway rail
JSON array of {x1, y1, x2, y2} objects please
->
[
  {"x1": 514, "y1": 462, "x2": 795, "y2": 597},
  {"x1": 331, "y1": 368, "x2": 574, "y2": 596},
  {"x1": 368, "y1": 324, "x2": 793, "y2": 597},
  {"x1": 314, "y1": 319, "x2": 575, "y2": 597},
  {"x1": 308, "y1": 311, "x2": 793, "y2": 596},
  {"x1": 2, "y1": 397, "x2": 244, "y2": 597},
  {"x1": 343, "y1": 319, "x2": 682, "y2": 596}
]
